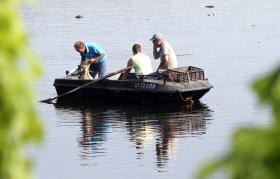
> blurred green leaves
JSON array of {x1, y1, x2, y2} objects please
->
[
  {"x1": 253, "y1": 67, "x2": 280, "y2": 121},
  {"x1": 197, "y1": 65, "x2": 280, "y2": 179},
  {"x1": 0, "y1": 0, "x2": 43, "y2": 179}
]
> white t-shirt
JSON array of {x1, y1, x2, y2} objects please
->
[
  {"x1": 131, "y1": 53, "x2": 153, "y2": 76},
  {"x1": 160, "y1": 41, "x2": 178, "y2": 69}
]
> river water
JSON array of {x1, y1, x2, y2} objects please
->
[{"x1": 22, "y1": 0, "x2": 279, "y2": 178}]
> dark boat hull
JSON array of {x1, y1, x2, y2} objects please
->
[{"x1": 54, "y1": 78, "x2": 212, "y2": 103}]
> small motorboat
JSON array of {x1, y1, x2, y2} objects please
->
[{"x1": 53, "y1": 66, "x2": 213, "y2": 103}]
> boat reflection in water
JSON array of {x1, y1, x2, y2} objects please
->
[{"x1": 54, "y1": 100, "x2": 213, "y2": 169}]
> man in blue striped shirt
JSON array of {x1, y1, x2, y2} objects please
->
[{"x1": 74, "y1": 41, "x2": 108, "y2": 78}]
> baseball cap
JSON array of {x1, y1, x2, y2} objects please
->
[{"x1": 150, "y1": 33, "x2": 164, "y2": 41}]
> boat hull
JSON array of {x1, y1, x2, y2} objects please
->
[{"x1": 53, "y1": 78, "x2": 212, "y2": 103}]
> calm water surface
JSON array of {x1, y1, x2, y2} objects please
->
[{"x1": 22, "y1": 0, "x2": 280, "y2": 178}]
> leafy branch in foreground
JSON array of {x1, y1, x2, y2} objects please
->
[
  {"x1": 197, "y1": 64, "x2": 280, "y2": 179},
  {"x1": 0, "y1": 0, "x2": 43, "y2": 179}
]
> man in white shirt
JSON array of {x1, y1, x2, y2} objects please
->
[
  {"x1": 122, "y1": 44, "x2": 153, "y2": 80},
  {"x1": 150, "y1": 33, "x2": 177, "y2": 72}
]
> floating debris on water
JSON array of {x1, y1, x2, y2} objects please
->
[
  {"x1": 207, "y1": 13, "x2": 215, "y2": 16},
  {"x1": 75, "y1": 15, "x2": 83, "y2": 19},
  {"x1": 205, "y1": 5, "x2": 215, "y2": 8}
]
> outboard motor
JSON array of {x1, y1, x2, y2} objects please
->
[
  {"x1": 65, "y1": 65, "x2": 93, "y2": 80},
  {"x1": 65, "y1": 65, "x2": 83, "y2": 78}
]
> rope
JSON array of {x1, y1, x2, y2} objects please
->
[{"x1": 167, "y1": 75, "x2": 193, "y2": 103}]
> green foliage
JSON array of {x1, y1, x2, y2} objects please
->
[
  {"x1": 253, "y1": 68, "x2": 280, "y2": 121},
  {"x1": 197, "y1": 65, "x2": 280, "y2": 179},
  {"x1": 0, "y1": 0, "x2": 43, "y2": 179}
]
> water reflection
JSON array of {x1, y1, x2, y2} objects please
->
[
  {"x1": 54, "y1": 101, "x2": 213, "y2": 169},
  {"x1": 79, "y1": 109, "x2": 107, "y2": 160}
]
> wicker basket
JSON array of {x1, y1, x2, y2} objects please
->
[{"x1": 166, "y1": 66, "x2": 205, "y2": 82}]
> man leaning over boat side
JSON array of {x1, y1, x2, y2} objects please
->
[
  {"x1": 122, "y1": 44, "x2": 153, "y2": 80},
  {"x1": 74, "y1": 41, "x2": 108, "y2": 79},
  {"x1": 150, "y1": 33, "x2": 177, "y2": 72}
]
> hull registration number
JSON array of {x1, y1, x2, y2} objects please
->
[{"x1": 134, "y1": 82, "x2": 156, "y2": 90}]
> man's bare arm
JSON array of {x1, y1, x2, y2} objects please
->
[
  {"x1": 153, "y1": 45, "x2": 160, "y2": 59},
  {"x1": 122, "y1": 59, "x2": 133, "y2": 80},
  {"x1": 157, "y1": 55, "x2": 169, "y2": 72}
]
